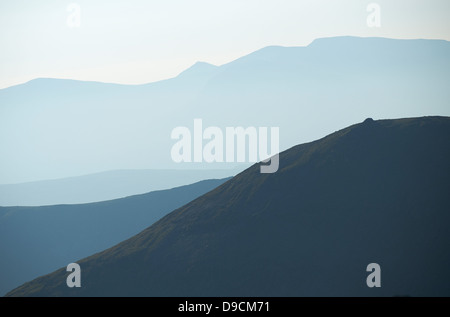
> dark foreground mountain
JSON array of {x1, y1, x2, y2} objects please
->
[
  {"x1": 0, "y1": 178, "x2": 228, "y2": 296},
  {"x1": 7, "y1": 117, "x2": 450, "y2": 297}
]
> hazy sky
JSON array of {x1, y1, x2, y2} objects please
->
[{"x1": 1, "y1": 0, "x2": 449, "y2": 89}]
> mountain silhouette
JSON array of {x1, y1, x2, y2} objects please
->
[
  {"x1": 0, "y1": 178, "x2": 229, "y2": 296},
  {"x1": 176, "y1": 61, "x2": 218, "y2": 80},
  {"x1": 1, "y1": 37, "x2": 449, "y2": 184},
  {"x1": 7, "y1": 116, "x2": 450, "y2": 296}
]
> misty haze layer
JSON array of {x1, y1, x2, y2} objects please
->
[{"x1": 1, "y1": 37, "x2": 449, "y2": 184}]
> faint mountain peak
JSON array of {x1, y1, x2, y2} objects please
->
[{"x1": 176, "y1": 61, "x2": 219, "y2": 78}]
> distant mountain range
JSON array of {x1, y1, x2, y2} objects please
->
[
  {"x1": 0, "y1": 178, "x2": 229, "y2": 296},
  {"x1": 1, "y1": 37, "x2": 449, "y2": 184},
  {"x1": 7, "y1": 116, "x2": 450, "y2": 296},
  {"x1": 0, "y1": 168, "x2": 243, "y2": 206}
]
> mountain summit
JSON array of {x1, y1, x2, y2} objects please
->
[
  {"x1": 7, "y1": 116, "x2": 450, "y2": 296},
  {"x1": 177, "y1": 61, "x2": 219, "y2": 78}
]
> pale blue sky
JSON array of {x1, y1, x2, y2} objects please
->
[{"x1": 1, "y1": 0, "x2": 449, "y2": 89}]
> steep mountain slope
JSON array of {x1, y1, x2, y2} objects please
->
[
  {"x1": 1, "y1": 37, "x2": 449, "y2": 184},
  {"x1": 7, "y1": 116, "x2": 450, "y2": 296},
  {"x1": 0, "y1": 178, "x2": 229, "y2": 296}
]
